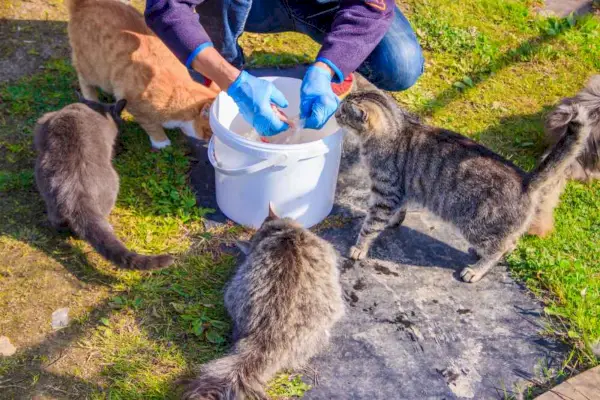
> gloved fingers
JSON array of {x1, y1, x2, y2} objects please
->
[
  {"x1": 304, "y1": 102, "x2": 326, "y2": 130},
  {"x1": 269, "y1": 86, "x2": 289, "y2": 109},
  {"x1": 300, "y1": 97, "x2": 313, "y2": 121},
  {"x1": 255, "y1": 109, "x2": 289, "y2": 137},
  {"x1": 265, "y1": 109, "x2": 289, "y2": 135},
  {"x1": 304, "y1": 95, "x2": 338, "y2": 130}
]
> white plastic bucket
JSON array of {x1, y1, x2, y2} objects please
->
[{"x1": 208, "y1": 76, "x2": 344, "y2": 229}]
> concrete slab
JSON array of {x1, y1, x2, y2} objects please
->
[
  {"x1": 539, "y1": 0, "x2": 594, "y2": 17},
  {"x1": 189, "y1": 66, "x2": 567, "y2": 399},
  {"x1": 535, "y1": 366, "x2": 600, "y2": 400}
]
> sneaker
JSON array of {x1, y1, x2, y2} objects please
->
[{"x1": 331, "y1": 73, "x2": 355, "y2": 100}]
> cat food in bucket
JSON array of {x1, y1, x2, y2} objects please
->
[{"x1": 208, "y1": 77, "x2": 344, "y2": 228}]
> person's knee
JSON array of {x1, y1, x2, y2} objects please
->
[{"x1": 376, "y1": 41, "x2": 424, "y2": 92}]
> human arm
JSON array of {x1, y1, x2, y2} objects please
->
[
  {"x1": 145, "y1": 0, "x2": 289, "y2": 135},
  {"x1": 300, "y1": 0, "x2": 395, "y2": 129},
  {"x1": 317, "y1": 0, "x2": 395, "y2": 82}
]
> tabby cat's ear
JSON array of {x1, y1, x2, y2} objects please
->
[
  {"x1": 349, "y1": 103, "x2": 367, "y2": 123},
  {"x1": 235, "y1": 240, "x2": 252, "y2": 255},
  {"x1": 267, "y1": 202, "x2": 279, "y2": 220},
  {"x1": 113, "y1": 99, "x2": 128, "y2": 117}
]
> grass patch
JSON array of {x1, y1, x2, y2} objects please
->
[{"x1": 0, "y1": 58, "x2": 240, "y2": 398}]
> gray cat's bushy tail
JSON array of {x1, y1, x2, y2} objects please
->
[
  {"x1": 527, "y1": 105, "x2": 591, "y2": 192},
  {"x1": 182, "y1": 350, "x2": 268, "y2": 400},
  {"x1": 70, "y1": 203, "x2": 174, "y2": 270}
]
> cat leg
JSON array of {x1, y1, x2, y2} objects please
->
[
  {"x1": 77, "y1": 74, "x2": 99, "y2": 102},
  {"x1": 388, "y1": 207, "x2": 407, "y2": 229},
  {"x1": 459, "y1": 252, "x2": 504, "y2": 283},
  {"x1": 467, "y1": 247, "x2": 481, "y2": 260},
  {"x1": 46, "y1": 204, "x2": 69, "y2": 232},
  {"x1": 527, "y1": 177, "x2": 565, "y2": 237},
  {"x1": 460, "y1": 235, "x2": 520, "y2": 283},
  {"x1": 350, "y1": 204, "x2": 400, "y2": 260},
  {"x1": 137, "y1": 120, "x2": 172, "y2": 149}
]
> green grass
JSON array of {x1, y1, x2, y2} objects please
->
[{"x1": 0, "y1": 0, "x2": 599, "y2": 398}]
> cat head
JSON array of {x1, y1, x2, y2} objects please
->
[
  {"x1": 191, "y1": 101, "x2": 214, "y2": 141},
  {"x1": 235, "y1": 202, "x2": 300, "y2": 256},
  {"x1": 335, "y1": 90, "x2": 399, "y2": 138},
  {"x1": 76, "y1": 92, "x2": 128, "y2": 127}
]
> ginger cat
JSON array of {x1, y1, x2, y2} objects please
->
[{"x1": 67, "y1": 0, "x2": 218, "y2": 149}]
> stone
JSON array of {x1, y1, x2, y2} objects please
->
[
  {"x1": 535, "y1": 366, "x2": 600, "y2": 400},
  {"x1": 539, "y1": 0, "x2": 594, "y2": 17},
  {"x1": 51, "y1": 307, "x2": 70, "y2": 330},
  {"x1": 190, "y1": 66, "x2": 567, "y2": 399},
  {"x1": 0, "y1": 336, "x2": 17, "y2": 356}
]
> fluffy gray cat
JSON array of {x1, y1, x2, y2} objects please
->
[
  {"x1": 335, "y1": 90, "x2": 591, "y2": 283},
  {"x1": 34, "y1": 97, "x2": 174, "y2": 270},
  {"x1": 529, "y1": 76, "x2": 600, "y2": 237},
  {"x1": 183, "y1": 205, "x2": 344, "y2": 400},
  {"x1": 545, "y1": 75, "x2": 600, "y2": 183}
]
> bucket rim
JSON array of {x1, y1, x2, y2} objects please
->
[{"x1": 209, "y1": 76, "x2": 342, "y2": 159}]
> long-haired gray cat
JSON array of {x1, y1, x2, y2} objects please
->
[
  {"x1": 545, "y1": 75, "x2": 600, "y2": 182},
  {"x1": 335, "y1": 90, "x2": 591, "y2": 283},
  {"x1": 34, "y1": 97, "x2": 174, "y2": 270},
  {"x1": 528, "y1": 75, "x2": 600, "y2": 237},
  {"x1": 182, "y1": 204, "x2": 344, "y2": 400}
]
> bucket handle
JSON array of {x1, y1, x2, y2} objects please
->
[{"x1": 208, "y1": 137, "x2": 288, "y2": 176}]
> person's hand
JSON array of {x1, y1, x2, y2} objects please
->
[
  {"x1": 300, "y1": 64, "x2": 340, "y2": 130},
  {"x1": 227, "y1": 71, "x2": 289, "y2": 137}
]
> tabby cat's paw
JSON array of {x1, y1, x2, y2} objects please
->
[
  {"x1": 349, "y1": 246, "x2": 367, "y2": 261},
  {"x1": 460, "y1": 267, "x2": 483, "y2": 283}
]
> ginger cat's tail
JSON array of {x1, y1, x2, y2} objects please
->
[{"x1": 70, "y1": 202, "x2": 174, "y2": 270}]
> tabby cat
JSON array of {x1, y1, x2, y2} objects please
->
[
  {"x1": 67, "y1": 0, "x2": 217, "y2": 149},
  {"x1": 183, "y1": 204, "x2": 344, "y2": 399},
  {"x1": 35, "y1": 97, "x2": 174, "y2": 270},
  {"x1": 335, "y1": 90, "x2": 591, "y2": 283}
]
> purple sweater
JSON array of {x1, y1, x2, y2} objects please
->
[{"x1": 144, "y1": 0, "x2": 394, "y2": 82}]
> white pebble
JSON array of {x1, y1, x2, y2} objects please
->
[
  {"x1": 0, "y1": 336, "x2": 17, "y2": 357},
  {"x1": 51, "y1": 308, "x2": 70, "y2": 330}
]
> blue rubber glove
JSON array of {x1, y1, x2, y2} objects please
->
[
  {"x1": 227, "y1": 71, "x2": 289, "y2": 137},
  {"x1": 300, "y1": 65, "x2": 340, "y2": 130}
]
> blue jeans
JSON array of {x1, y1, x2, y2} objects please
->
[{"x1": 197, "y1": 0, "x2": 424, "y2": 91}]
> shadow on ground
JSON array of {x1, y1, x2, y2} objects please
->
[{"x1": 0, "y1": 19, "x2": 70, "y2": 83}]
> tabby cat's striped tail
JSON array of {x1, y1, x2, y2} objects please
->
[{"x1": 527, "y1": 105, "x2": 591, "y2": 192}]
